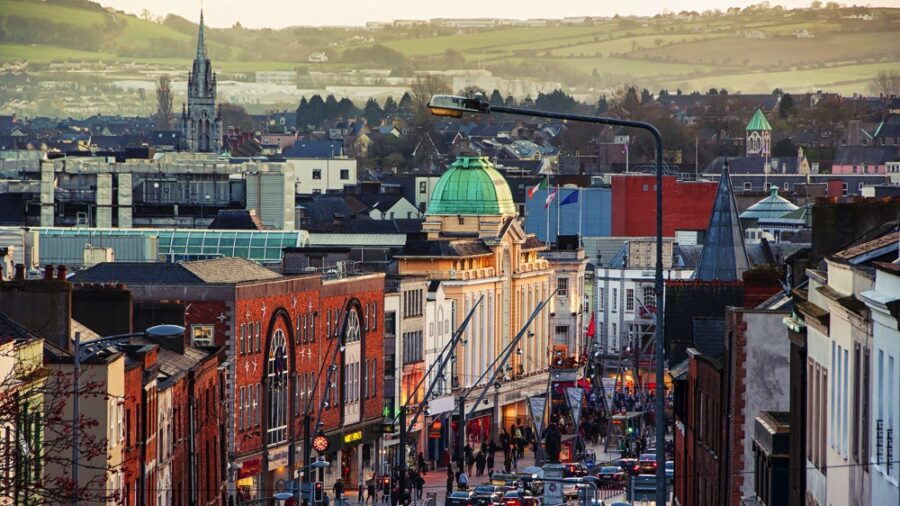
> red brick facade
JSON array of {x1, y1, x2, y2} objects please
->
[
  {"x1": 726, "y1": 311, "x2": 749, "y2": 506},
  {"x1": 190, "y1": 351, "x2": 225, "y2": 505},
  {"x1": 611, "y1": 175, "x2": 719, "y2": 237},
  {"x1": 122, "y1": 362, "x2": 143, "y2": 506}
]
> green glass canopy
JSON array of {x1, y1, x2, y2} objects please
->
[{"x1": 427, "y1": 156, "x2": 517, "y2": 216}]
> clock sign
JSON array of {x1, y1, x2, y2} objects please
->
[{"x1": 312, "y1": 434, "x2": 329, "y2": 453}]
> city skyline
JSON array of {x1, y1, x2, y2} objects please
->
[{"x1": 97, "y1": 0, "x2": 900, "y2": 28}]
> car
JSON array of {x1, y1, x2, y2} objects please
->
[
  {"x1": 471, "y1": 485, "x2": 504, "y2": 506},
  {"x1": 447, "y1": 490, "x2": 476, "y2": 506},
  {"x1": 595, "y1": 466, "x2": 626, "y2": 484},
  {"x1": 563, "y1": 462, "x2": 588, "y2": 477},
  {"x1": 614, "y1": 458, "x2": 641, "y2": 476},
  {"x1": 501, "y1": 490, "x2": 542, "y2": 506},
  {"x1": 665, "y1": 461, "x2": 674, "y2": 480},
  {"x1": 639, "y1": 453, "x2": 659, "y2": 474}
]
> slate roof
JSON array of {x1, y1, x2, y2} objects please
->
[
  {"x1": 704, "y1": 156, "x2": 799, "y2": 175},
  {"x1": 873, "y1": 113, "x2": 900, "y2": 139},
  {"x1": 831, "y1": 230, "x2": 899, "y2": 266},
  {"x1": 397, "y1": 239, "x2": 492, "y2": 258},
  {"x1": 832, "y1": 146, "x2": 897, "y2": 166},
  {"x1": 208, "y1": 209, "x2": 267, "y2": 230},
  {"x1": 71, "y1": 258, "x2": 280, "y2": 285},
  {"x1": 0, "y1": 311, "x2": 39, "y2": 345},
  {"x1": 691, "y1": 318, "x2": 726, "y2": 357},
  {"x1": 180, "y1": 257, "x2": 281, "y2": 283},
  {"x1": 522, "y1": 236, "x2": 546, "y2": 251},
  {"x1": 283, "y1": 140, "x2": 344, "y2": 158},
  {"x1": 71, "y1": 262, "x2": 205, "y2": 285},
  {"x1": 694, "y1": 166, "x2": 750, "y2": 281}
]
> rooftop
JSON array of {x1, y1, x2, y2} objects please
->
[
  {"x1": 426, "y1": 156, "x2": 516, "y2": 216},
  {"x1": 739, "y1": 187, "x2": 800, "y2": 220}
]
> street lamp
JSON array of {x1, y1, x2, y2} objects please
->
[{"x1": 429, "y1": 94, "x2": 667, "y2": 506}]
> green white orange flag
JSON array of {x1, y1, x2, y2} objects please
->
[
  {"x1": 528, "y1": 178, "x2": 547, "y2": 199},
  {"x1": 544, "y1": 187, "x2": 558, "y2": 208}
]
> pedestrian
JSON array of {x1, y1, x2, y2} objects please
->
[
  {"x1": 475, "y1": 451, "x2": 485, "y2": 476},
  {"x1": 503, "y1": 451, "x2": 512, "y2": 474},
  {"x1": 390, "y1": 485, "x2": 399, "y2": 506},
  {"x1": 466, "y1": 450, "x2": 475, "y2": 476},
  {"x1": 416, "y1": 474, "x2": 424, "y2": 499},
  {"x1": 418, "y1": 452, "x2": 427, "y2": 475},
  {"x1": 458, "y1": 470, "x2": 469, "y2": 490},
  {"x1": 358, "y1": 481, "x2": 365, "y2": 505},
  {"x1": 486, "y1": 450, "x2": 495, "y2": 477},
  {"x1": 367, "y1": 479, "x2": 376, "y2": 504},
  {"x1": 334, "y1": 478, "x2": 344, "y2": 499},
  {"x1": 446, "y1": 467, "x2": 454, "y2": 496},
  {"x1": 324, "y1": 493, "x2": 330, "y2": 506}
]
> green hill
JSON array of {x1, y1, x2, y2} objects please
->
[{"x1": 1, "y1": 0, "x2": 899, "y2": 94}]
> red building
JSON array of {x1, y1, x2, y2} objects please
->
[
  {"x1": 73, "y1": 258, "x2": 386, "y2": 504},
  {"x1": 610, "y1": 175, "x2": 719, "y2": 237}
]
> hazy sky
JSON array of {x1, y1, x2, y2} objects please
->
[{"x1": 97, "y1": 0, "x2": 900, "y2": 28}]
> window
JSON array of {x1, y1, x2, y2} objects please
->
[
  {"x1": 744, "y1": 182, "x2": 752, "y2": 191},
  {"x1": 312, "y1": 189, "x2": 322, "y2": 195},
  {"x1": 266, "y1": 330, "x2": 289, "y2": 445},
  {"x1": 625, "y1": 289, "x2": 634, "y2": 312},
  {"x1": 842, "y1": 183, "x2": 849, "y2": 196},
  {"x1": 340, "y1": 169, "x2": 349, "y2": 180},
  {"x1": 557, "y1": 278, "x2": 568, "y2": 297},
  {"x1": 612, "y1": 288, "x2": 618, "y2": 312},
  {"x1": 642, "y1": 286, "x2": 655, "y2": 310},
  {"x1": 240, "y1": 323, "x2": 246, "y2": 354},
  {"x1": 402, "y1": 331, "x2": 424, "y2": 363},
  {"x1": 599, "y1": 288, "x2": 604, "y2": 310},
  {"x1": 853, "y1": 343, "x2": 861, "y2": 462},
  {"x1": 403, "y1": 290, "x2": 423, "y2": 317},
  {"x1": 373, "y1": 302, "x2": 378, "y2": 329},
  {"x1": 419, "y1": 181, "x2": 427, "y2": 194},
  {"x1": 312, "y1": 169, "x2": 322, "y2": 180},
  {"x1": 783, "y1": 182, "x2": 791, "y2": 191},
  {"x1": 555, "y1": 325, "x2": 569, "y2": 344},
  {"x1": 310, "y1": 312, "x2": 316, "y2": 342},
  {"x1": 255, "y1": 322, "x2": 262, "y2": 352},
  {"x1": 345, "y1": 308, "x2": 361, "y2": 343},
  {"x1": 239, "y1": 387, "x2": 245, "y2": 431},
  {"x1": 191, "y1": 325, "x2": 214, "y2": 346},
  {"x1": 326, "y1": 310, "x2": 331, "y2": 337},
  {"x1": 384, "y1": 311, "x2": 397, "y2": 336}
]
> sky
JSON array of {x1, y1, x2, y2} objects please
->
[{"x1": 97, "y1": 0, "x2": 900, "y2": 28}]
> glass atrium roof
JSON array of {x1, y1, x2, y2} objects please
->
[{"x1": 39, "y1": 228, "x2": 307, "y2": 263}]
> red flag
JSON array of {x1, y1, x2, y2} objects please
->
[{"x1": 586, "y1": 313, "x2": 595, "y2": 338}]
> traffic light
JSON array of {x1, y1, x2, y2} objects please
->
[
  {"x1": 626, "y1": 426, "x2": 634, "y2": 435},
  {"x1": 382, "y1": 477, "x2": 391, "y2": 491},
  {"x1": 314, "y1": 481, "x2": 324, "y2": 502}
]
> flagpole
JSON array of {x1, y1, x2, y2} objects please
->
[
  {"x1": 555, "y1": 170, "x2": 560, "y2": 245},
  {"x1": 578, "y1": 189, "x2": 583, "y2": 246},
  {"x1": 545, "y1": 174, "x2": 550, "y2": 248}
]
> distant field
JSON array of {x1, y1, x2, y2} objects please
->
[
  {"x1": 1, "y1": 0, "x2": 107, "y2": 27},
  {"x1": 0, "y1": 43, "x2": 117, "y2": 62}
]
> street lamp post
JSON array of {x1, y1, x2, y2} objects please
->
[{"x1": 428, "y1": 95, "x2": 667, "y2": 506}]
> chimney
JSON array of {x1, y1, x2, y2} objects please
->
[
  {"x1": 43, "y1": 264, "x2": 54, "y2": 280},
  {"x1": 14, "y1": 264, "x2": 25, "y2": 280},
  {"x1": 56, "y1": 265, "x2": 68, "y2": 280}
]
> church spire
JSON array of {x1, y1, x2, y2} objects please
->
[
  {"x1": 196, "y1": 10, "x2": 207, "y2": 62},
  {"x1": 693, "y1": 161, "x2": 750, "y2": 281}
]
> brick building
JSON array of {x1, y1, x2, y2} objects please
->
[
  {"x1": 610, "y1": 174, "x2": 719, "y2": 237},
  {"x1": 73, "y1": 257, "x2": 386, "y2": 504}
]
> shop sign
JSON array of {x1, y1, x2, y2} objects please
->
[
  {"x1": 268, "y1": 445, "x2": 290, "y2": 471},
  {"x1": 343, "y1": 431, "x2": 363, "y2": 444},
  {"x1": 238, "y1": 457, "x2": 261, "y2": 479}
]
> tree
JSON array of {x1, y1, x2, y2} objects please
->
[
  {"x1": 398, "y1": 92, "x2": 414, "y2": 121},
  {"x1": 410, "y1": 74, "x2": 451, "y2": 123},
  {"x1": 295, "y1": 97, "x2": 309, "y2": 130},
  {"x1": 155, "y1": 75, "x2": 174, "y2": 130},
  {"x1": 306, "y1": 95, "x2": 326, "y2": 128},
  {"x1": 779, "y1": 93, "x2": 796, "y2": 118},
  {"x1": 640, "y1": 88, "x2": 654, "y2": 104},
  {"x1": 596, "y1": 95, "x2": 609, "y2": 114},
  {"x1": 870, "y1": 70, "x2": 900, "y2": 96},
  {"x1": 0, "y1": 338, "x2": 117, "y2": 504},
  {"x1": 772, "y1": 137, "x2": 797, "y2": 157},
  {"x1": 535, "y1": 89, "x2": 577, "y2": 113},
  {"x1": 363, "y1": 98, "x2": 383, "y2": 126},
  {"x1": 707, "y1": 88, "x2": 719, "y2": 95},
  {"x1": 489, "y1": 89, "x2": 504, "y2": 106},
  {"x1": 383, "y1": 96, "x2": 398, "y2": 120},
  {"x1": 220, "y1": 103, "x2": 255, "y2": 131}
]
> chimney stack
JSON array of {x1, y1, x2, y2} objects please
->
[
  {"x1": 43, "y1": 264, "x2": 54, "y2": 280},
  {"x1": 57, "y1": 265, "x2": 68, "y2": 280},
  {"x1": 14, "y1": 264, "x2": 25, "y2": 280}
]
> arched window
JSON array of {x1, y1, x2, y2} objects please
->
[
  {"x1": 346, "y1": 309, "x2": 360, "y2": 343},
  {"x1": 266, "y1": 329, "x2": 288, "y2": 445}
]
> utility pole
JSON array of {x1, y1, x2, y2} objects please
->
[{"x1": 399, "y1": 405, "x2": 407, "y2": 500}]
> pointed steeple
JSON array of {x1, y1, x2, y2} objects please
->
[
  {"x1": 196, "y1": 10, "x2": 208, "y2": 62},
  {"x1": 693, "y1": 162, "x2": 750, "y2": 281}
]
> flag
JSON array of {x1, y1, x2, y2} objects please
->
[
  {"x1": 544, "y1": 188, "x2": 557, "y2": 208},
  {"x1": 565, "y1": 387, "x2": 584, "y2": 428},
  {"x1": 560, "y1": 190, "x2": 579, "y2": 206},
  {"x1": 586, "y1": 313, "x2": 595, "y2": 338},
  {"x1": 528, "y1": 179, "x2": 547, "y2": 199},
  {"x1": 527, "y1": 396, "x2": 547, "y2": 440}
]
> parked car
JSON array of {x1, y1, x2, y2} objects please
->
[
  {"x1": 447, "y1": 490, "x2": 476, "y2": 506},
  {"x1": 564, "y1": 462, "x2": 588, "y2": 477},
  {"x1": 638, "y1": 453, "x2": 658, "y2": 474},
  {"x1": 595, "y1": 465, "x2": 626, "y2": 484},
  {"x1": 501, "y1": 490, "x2": 542, "y2": 506}
]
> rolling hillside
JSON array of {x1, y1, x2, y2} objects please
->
[{"x1": 1, "y1": 0, "x2": 899, "y2": 94}]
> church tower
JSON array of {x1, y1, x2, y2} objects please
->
[
  {"x1": 181, "y1": 10, "x2": 222, "y2": 153},
  {"x1": 745, "y1": 108, "x2": 772, "y2": 157}
]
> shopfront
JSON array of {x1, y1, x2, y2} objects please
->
[
  {"x1": 324, "y1": 422, "x2": 384, "y2": 488},
  {"x1": 236, "y1": 456, "x2": 262, "y2": 503}
]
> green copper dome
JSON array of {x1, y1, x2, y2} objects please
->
[{"x1": 427, "y1": 156, "x2": 517, "y2": 216}]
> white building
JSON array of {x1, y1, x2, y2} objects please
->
[
  {"x1": 254, "y1": 71, "x2": 296, "y2": 85},
  {"x1": 861, "y1": 262, "x2": 900, "y2": 506},
  {"x1": 287, "y1": 157, "x2": 357, "y2": 195},
  {"x1": 543, "y1": 237, "x2": 589, "y2": 358}
]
